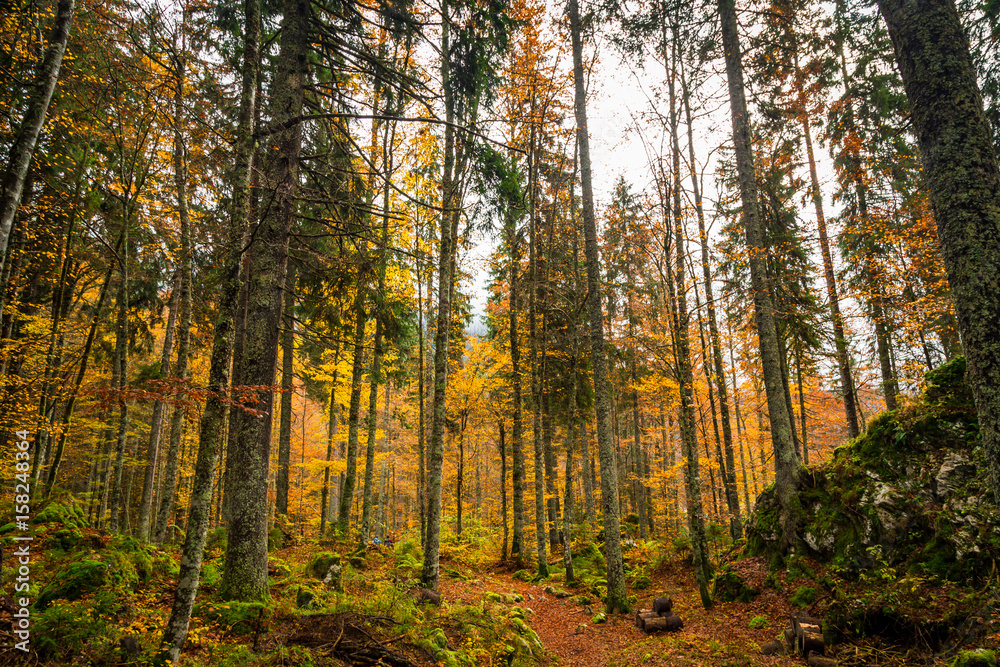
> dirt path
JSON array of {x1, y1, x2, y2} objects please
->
[{"x1": 442, "y1": 557, "x2": 800, "y2": 667}]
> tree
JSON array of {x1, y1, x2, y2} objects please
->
[
  {"x1": 158, "y1": 0, "x2": 261, "y2": 655},
  {"x1": 569, "y1": 0, "x2": 628, "y2": 614},
  {"x1": 876, "y1": 0, "x2": 1000, "y2": 504},
  {"x1": 221, "y1": 0, "x2": 309, "y2": 602},
  {"x1": 717, "y1": 0, "x2": 803, "y2": 553},
  {"x1": 0, "y1": 0, "x2": 75, "y2": 281}
]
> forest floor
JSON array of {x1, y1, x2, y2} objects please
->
[
  {"x1": 441, "y1": 556, "x2": 795, "y2": 667},
  {"x1": 7, "y1": 506, "x2": 999, "y2": 667}
]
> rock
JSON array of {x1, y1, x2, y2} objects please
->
[
  {"x1": 323, "y1": 564, "x2": 342, "y2": 591},
  {"x1": 574, "y1": 624, "x2": 587, "y2": 635},
  {"x1": 296, "y1": 586, "x2": 316, "y2": 608},
  {"x1": 936, "y1": 452, "x2": 975, "y2": 499},
  {"x1": 760, "y1": 640, "x2": 787, "y2": 656},
  {"x1": 592, "y1": 612, "x2": 607, "y2": 624}
]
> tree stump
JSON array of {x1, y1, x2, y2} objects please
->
[
  {"x1": 653, "y1": 597, "x2": 673, "y2": 615},
  {"x1": 792, "y1": 614, "x2": 825, "y2": 657}
]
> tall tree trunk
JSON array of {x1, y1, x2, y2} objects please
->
[
  {"x1": 221, "y1": 0, "x2": 307, "y2": 601},
  {"x1": 456, "y1": 421, "x2": 465, "y2": 535},
  {"x1": 499, "y1": 420, "x2": 508, "y2": 560},
  {"x1": 0, "y1": 0, "x2": 75, "y2": 275},
  {"x1": 362, "y1": 95, "x2": 399, "y2": 545},
  {"x1": 717, "y1": 0, "x2": 803, "y2": 552},
  {"x1": 416, "y1": 229, "x2": 427, "y2": 544},
  {"x1": 421, "y1": 0, "x2": 458, "y2": 591},
  {"x1": 276, "y1": 268, "x2": 296, "y2": 517},
  {"x1": 876, "y1": 0, "x2": 1000, "y2": 505},
  {"x1": 569, "y1": 0, "x2": 628, "y2": 613},
  {"x1": 137, "y1": 272, "x2": 180, "y2": 540},
  {"x1": 508, "y1": 210, "x2": 526, "y2": 566},
  {"x1": 679, "y1": 61, "x2": 741, "y2": 539},
  {"x1": 106, "y1": 235, "x2": 130, "y2": 533},
  {"x1": 339, "y1": 268, "x2": 368, "y2": 535},
  {"x1": 319, "y1": 347, "x2": 340, "y2": 537},
  {"x1": 795, "y1": 347, "x2": 809, "y2": 465},
  {"x1": 157, "y1": 0, "x2": 259, "y2": 647},
  {"x1": 665, "y1": 39, "x2": 712, "y2": 605}
]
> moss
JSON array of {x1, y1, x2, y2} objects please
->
[
  {"x1": 950, "y1": 649, "x2": 997, "y2": 667},
  {"x1": 203, "y1": 601, "x2": 273, "y2": 636},
  {"x1": 35, "y1": 553, "x2": 137, "y2": 610},
  {"x1": 712, "y1": 567, "x2": 760, "y2": 603},
  {"x1": 789, "y1": 586, "x2": 819, "y2": 609},
  {"x1": 308, "y1": 551, "x2": 341, "y2": 579}
]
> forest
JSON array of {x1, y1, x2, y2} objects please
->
[{"x1": 1, "y1": 0, "x2": 1000, "y2": 663}]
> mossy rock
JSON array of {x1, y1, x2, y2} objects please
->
[
  {"x1": 308, "y1": 552, "x2": 341, "y2": 579},
  {"x1": 592, "y1": 612, "x2": 607, "y2": 624},
  {"x1": 512, "y1": 569, "x2": 532, "y2": 582},
  {"x1": 47, "y1": 526, "x2": 84, "y2": 551},
  {"x1": 35, "y1": 559, "x2": 110, "y2": 610},
  {"x1": 712, "y1": 567, "x2": 760, "y2": 603},
  {"x1": 923, "y1": 357, "x2": 974, "y2": 412},
  {"x1": 950, "y1": 649, "x2": 997, "y2": 667},
  {"x1": 790, "y1": 585, "x2": 819, "y2": 609}
]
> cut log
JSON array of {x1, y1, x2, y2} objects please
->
[
  {"x1": 807, "y1": 652, "x2": 837, "y2": 667},
  {"x1": 642, "y1": 616, "x2": 669, "y2": 632},
  {"x1": 760, "y1": 640, "x2": 787, "y2": 656},
  {"x1": 784, "y1": 627, "x2": 795, "y2": 647},
  {"x1": 791, "y1": 614, "x2": 825, "y2": 657},
  {"x1": 635, "y1": 610, "x2": 659, "y2": 629},
  {"x1": 798, "y1": 630, "x2": 824, "y2": 657},
  {"x1": 653, "y1": 597, "x2": 673, "y2": 615},
  {"x1": 661, "y1": 614, "x2": 683, "y2": 632}
]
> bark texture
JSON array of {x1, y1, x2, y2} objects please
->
[
  {"x1": 877, "y1": 0, "x2": 1000, "y2": 505},
  {"x1": 221, "y1": 0, "x2": 308, "y2": 601}
]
